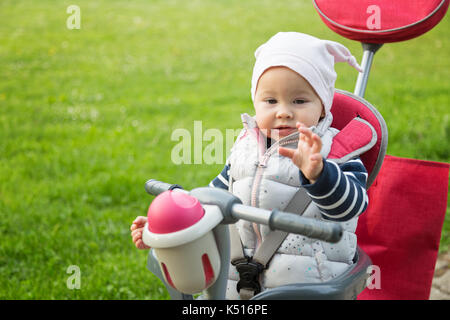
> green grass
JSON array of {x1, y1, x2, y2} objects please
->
[{"x1": 0, "y1": 0, "x2": 448, "y2": 299}]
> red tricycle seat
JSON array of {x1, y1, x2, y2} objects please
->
[
  {"x1": 313, "y1": 0, "x2": 449, "y2": 43},
  {"x1": 329, "y1": 90, "x2": 387, "y2": 188}
]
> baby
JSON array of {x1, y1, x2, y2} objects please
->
[{"x1": 131, "y1": 32, "x2": 369, "y2": 299}]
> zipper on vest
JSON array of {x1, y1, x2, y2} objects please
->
[
  {"x1": 250, "y1": 132, "x2": 299, "y2": 250},
  {"x1": 250, "y1": 131, "x2": 299, "y2": 208}
]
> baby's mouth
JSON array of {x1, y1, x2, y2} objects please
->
[{"x1": 273, "y1": 126, "x2": 297, "y2": 137}]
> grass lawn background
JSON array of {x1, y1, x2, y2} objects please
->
[{"x1": 0, "y1": 0, "x2": 448, "y2": 299}]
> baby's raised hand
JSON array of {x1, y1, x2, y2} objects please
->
[
  {"x1": 130, "y1": 216, "x2": 151, "y2": 250},
  {"x1": 278, "y1": 122, "x2": 323, "y2": 184}
]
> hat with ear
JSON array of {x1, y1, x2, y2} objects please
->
[{"x1": 251, "y1": 32, "x2": 363, "y2": 115}]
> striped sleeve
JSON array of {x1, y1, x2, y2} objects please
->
[
  {"x1": 299, "y1": 158, "x2": 369, "y2": 221},
  {"x1": 208, "y1": 164, "x2": 230, "y2": 190}
]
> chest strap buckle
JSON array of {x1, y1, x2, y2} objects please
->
[{"x1": 233, "y1": 259, "x2": 264, "y2": 295}]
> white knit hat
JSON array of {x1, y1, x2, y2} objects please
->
[{"x1": 251, "y1": 32, "x2": 363, "y2": 115}]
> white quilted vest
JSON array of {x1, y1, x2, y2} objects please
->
[{"x1": 225, "y1": 113, "x2": 360, "y2": 299}]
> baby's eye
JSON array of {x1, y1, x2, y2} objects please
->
[
  {"x1": 294, "y1": 99, "x2": 306, "y2": 104},
  {"x1": 266, "y1": 99, "x2": 277, "y2": 104}
]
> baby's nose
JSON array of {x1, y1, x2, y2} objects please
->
[{"x1": 276, "y1": 106, "x2": 293, "y2": 118}]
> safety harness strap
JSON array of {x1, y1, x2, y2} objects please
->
[{"x1": 230, "y1": 187, "x2": 311, "y2": 299}]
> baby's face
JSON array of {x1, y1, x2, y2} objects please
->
[{"x1": 254, "y1": 66, "x2": 324, "y2": 141}]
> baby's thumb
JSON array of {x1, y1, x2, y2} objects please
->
[{"x1": 279, "y1": 146, "x2": 295, "y2": 159}]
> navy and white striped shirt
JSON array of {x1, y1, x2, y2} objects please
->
[{"x1": 209, "y1": 157, "x2": 368, "y2": 222}]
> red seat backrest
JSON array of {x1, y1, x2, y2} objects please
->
[{"x1": 330, "y1": 90, "x2": 387, "y2": 187}]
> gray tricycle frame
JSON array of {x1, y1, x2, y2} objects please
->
[{"x1": 144, "y1": 183, "x2": 372, "y2": 300}]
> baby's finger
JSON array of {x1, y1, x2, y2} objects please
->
[
  {"x1": 132, "y1": 217, "x2": 147, "y2": 229},
  {"x1": 299, "y1": 131, "x2": 307, "y2": 142},
  {"x1": 135, "y1": 240, "x2": 143, "y2": 249},
  {"x1": 133, "y1": 232, "x2": 143, "y2": 244},
  {"x1": 298, "y1": 127, "x2": 314, "y2": 147},
  {"x1": 311, "y1": 134, "x2": 322, "y2": 153},
  {"x1": 132, "y1": 229, "x2": 142, "y2": 240},
  {"x1": 298, "y1": 126, "x2": 312, "y2": 137},
  {"x1": 136, "y1": 240, "x2": 150, "y2": 250},
  {"x1": 279, "y1": 146, "x2": 295, "y2": 159},
  {"x1": 296, "y1": 121, "x2": 306, "y2": 129},
  {"x1": 133, "y1": 216, "x2": 147, "y2": 224}
]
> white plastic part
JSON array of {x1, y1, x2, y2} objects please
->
[{"x1": 153, "y1": 231, "x2": 221, "y2": 294}]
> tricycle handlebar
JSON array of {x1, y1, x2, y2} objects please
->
[
  {"x1": 145, "y1": 179, "x2": 185, "y2": 195},
  {"x1": 231, "y1": 204, "x2": 342, "y2": 243},
  {"x1": 145, "y1": 179, "x2": 343, "y2": 243}
]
